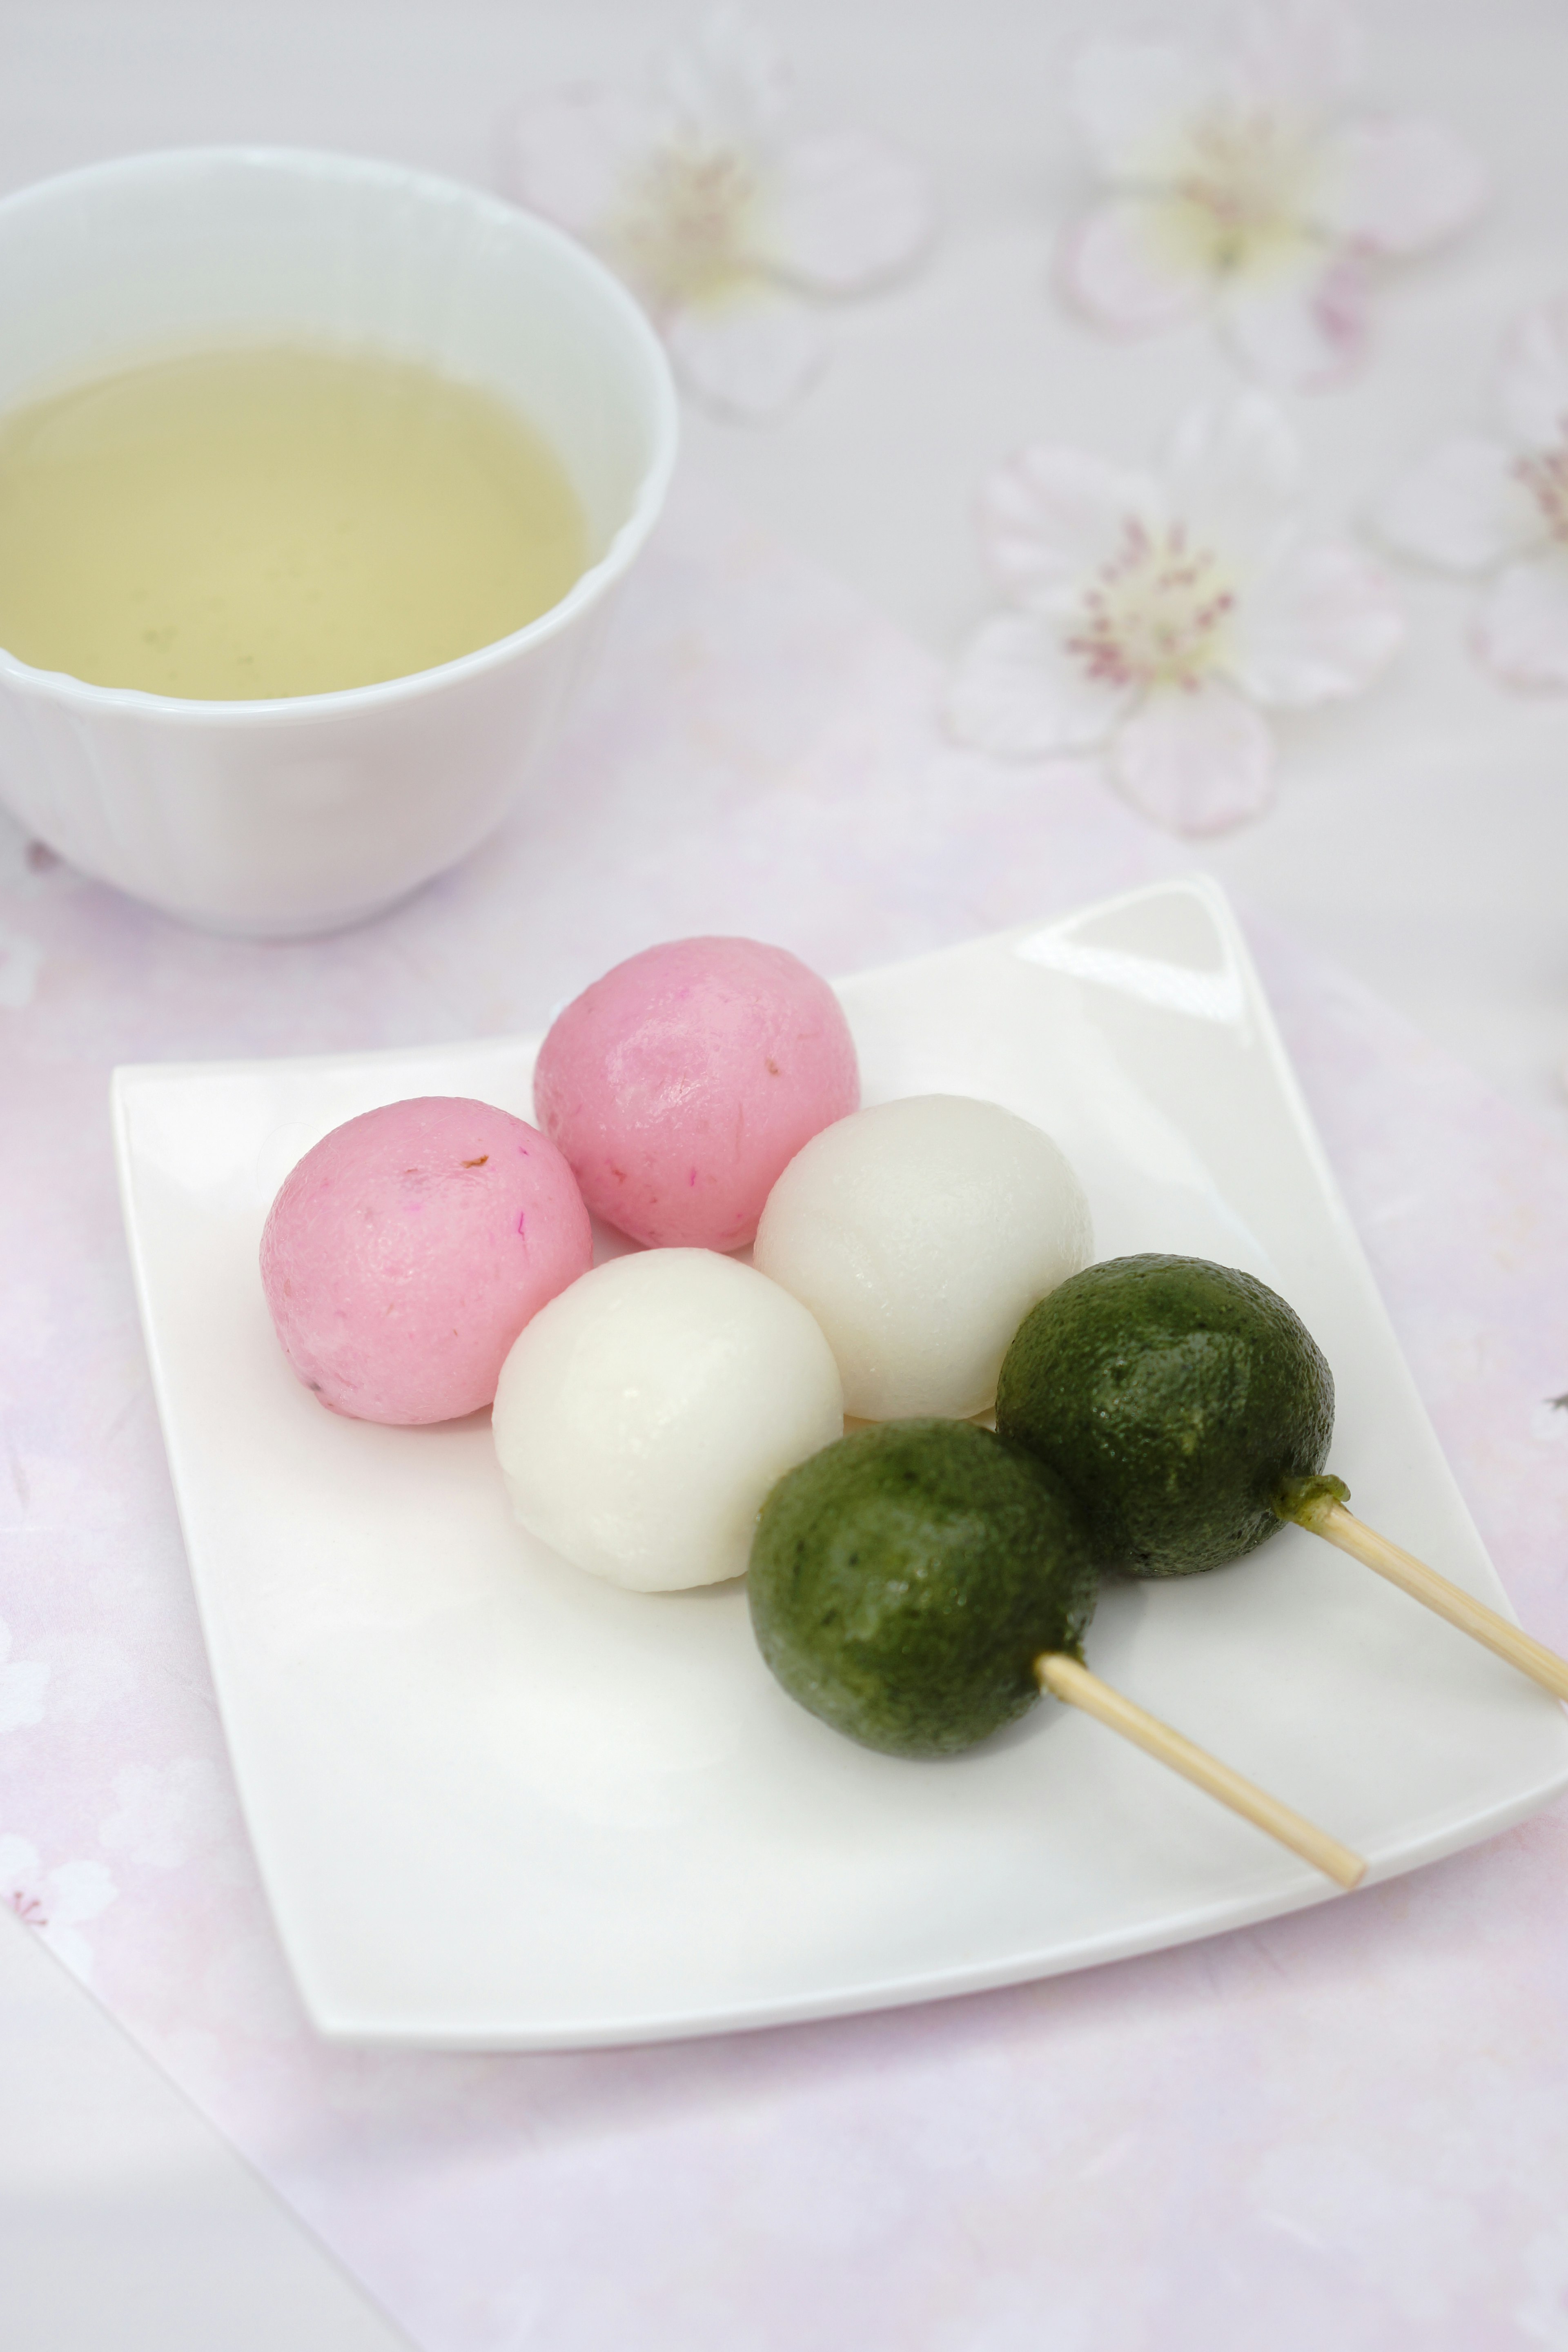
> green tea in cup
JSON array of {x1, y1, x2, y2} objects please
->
[{"x1": 0, "y1": 342, "x2": 586, "y2": 699}]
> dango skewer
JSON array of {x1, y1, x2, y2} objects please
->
[
  {"x1": 1276, "y1": 1476, "x2": 1568, "y2": 1704},
  {"x1": 1031, "y1": 1654, "x2": 1365, "y2": 1887}
]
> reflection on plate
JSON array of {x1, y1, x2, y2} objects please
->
[{"x1": 111, "y1": 878, "x2": 1568, "y2": 2049}]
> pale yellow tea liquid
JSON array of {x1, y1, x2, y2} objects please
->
[{"x1": 0, "y1": 344, "x2": 587, "y2": 698}]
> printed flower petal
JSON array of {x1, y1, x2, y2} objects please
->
[
  {"x1": 0, "y1": 1832, "x2": 38, "y2": 1885},
  {"x1": 1236, "y1": 0, "x2": 1362, "y2": 122},
  {"x1": 499, "y1": 85, "x2": 666, "y2": 239},
  {"x1": 0, "y1": 1835, "x2": 116, "y2": 1986},
  {"x1": 1312, "y1": 116, "x2": 1486, "y2": 255},
  {"x1": 760, "y1": 131, "x2": 935, "y2": 292},
  {"x1": 946, "y1": 610, "x2": 1131, "y2": 758},
  {"x1": 0, "y1": 1616, "x2": 47, "y2": 1728},
  {"x1": 1113, "y1": 682, "x2": 1276, "y2": 834},
  {"x1": 1229, "y1": 542, "x2": 1403, "y2": 705},
  {"x1": 664, "y1": 285, "x2": 825, "y2": 419},
  {"x1": 48, "y1": 1859, "x2": 118, "y2": 1927},
  {"x1": 1218, "y1": 243, "x2": 1367, "y2": 388},
  {"x1": 977, "y1": 447, "x2": 1162, "y2": 604},
  {"x1": 1060, "y1": 198, "x2": 1212, "y2": 336},
  {"x1": 662, "y1": 6, "x2": 792, "y2": 149},
  {"x1": 0, "y1": 1655, "x2": 48, "y2": 1731},
  {"x1": 1473, "y1": 553, "x2": 1568, "y2": 689},
  {"x1": 1372, "y1": 434, "x2": 1540, "y2": 572},
  {"x1": 1162, "y1": 393, "x2": 1302, "y2": 576},
  {"x1": 1070, "y1": 39, "x2": 1216, "y2": 180},
  {"x1": 1497, "y1": 294, "x2": 1568, "y2": 453}
]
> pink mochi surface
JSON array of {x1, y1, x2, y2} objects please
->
[
  {"x1": 260, "y1": 1096, "x2": 592, "y2": 1425},
  {"x1": 533, "y1": 936, "x2": 861, "y2": 1250}
]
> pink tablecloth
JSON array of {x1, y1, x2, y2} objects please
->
[{"x1": 3, "y1": 474, "x2": 1568, "y2": 2352}]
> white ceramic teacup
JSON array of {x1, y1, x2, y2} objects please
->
[{"x1": 0, "y1": 148, "x2": 678, "y2": 938}]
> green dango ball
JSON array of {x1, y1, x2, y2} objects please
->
[
  {"x1": 748, "y1": 1418, "x2": 1099, "y2": 1759},
  {"x1": 995, "y1": 1254, "x2": 1335, "y2": 1579}
]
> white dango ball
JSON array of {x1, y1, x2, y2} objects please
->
[
  {"x1": 492, "y1": 1248, "x2": 843, "y2": 1591},
  {"x1": 752, "y1": 1095, "x2": 1092, "y2": 1422}
]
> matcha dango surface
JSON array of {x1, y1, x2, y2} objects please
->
[
  {"x1": 995, "y1": 1252, "x2": 1568, "y2": 1708},
  {"x1": 749, "y1": 1418, "x2": 1099, "y2": 1757},
  {"x1": 996, "y1": 1254, "x2": 1335, "y2": 1579},
  {"x1": 747, "y1": 1415, "x2": 1365, "y2": 1885}
]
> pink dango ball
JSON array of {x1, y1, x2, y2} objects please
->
[
  {"x1": 260, "y1": 1097, "x2": 592, "y2": 1425},
  {"x1": 532, "y1": 936, "x2": 860, "y2": 1251}
]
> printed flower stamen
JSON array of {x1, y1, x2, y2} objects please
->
[
  {"x1": 1172, "y1": 113, "x2": 1310, "y2": 274},
  {"x1": 1066, "y1": 520, "x2": 1238, "y2": 693},
  {"x1": 612, "y1": 144, "x2": 762, "y2": 311}
]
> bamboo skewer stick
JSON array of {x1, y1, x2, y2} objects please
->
[
  {"x1": 1035, "y1": 1652, "x2": 1366, "y2": 1891},
  {"x1": 1290, "y1": 1494, "x2": 1568, "y2": 1707}
]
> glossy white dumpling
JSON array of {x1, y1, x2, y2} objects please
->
[
  {"x1": 752, "y1": 1094, "x2": 1093, "y2": 1421},
  {"x1": 492, "y1": 1248, "x2": 844, "y2": 1590}
]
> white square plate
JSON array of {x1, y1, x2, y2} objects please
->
[{"x1": 113, "y1": 878, "x2": 1568, "y2": 2048}]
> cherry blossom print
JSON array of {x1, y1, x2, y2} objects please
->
[
  {"x1": 1374, "y1": 292, "x2": 1568, "y2": 689},
  {"x1": 99, "y1": 1756, "x2": 243, "y2": 1875},
  {"x1": 0, "y1": 1832, "x2": 116, "y2": 1982},
  {"x1": 946, "y1": 393, "x2": 1404, "y2": 835},
  {"x1": 1059, "y1": 0, "x2": 1486, "y2": 390},
  {"x1": 499, "y1": 8, "x2": 935, "y2": 419},
  {"x1": 0, "y1": 1617, "x2": 48, "y2": 1732}
]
